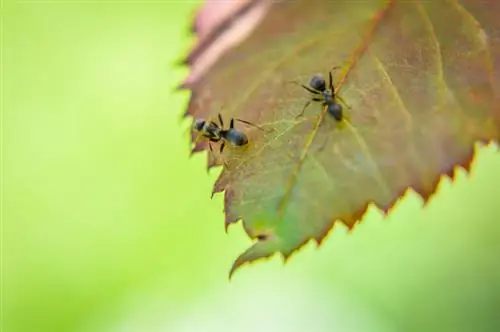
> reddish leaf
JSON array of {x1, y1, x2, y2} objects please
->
[
  {"x1": 182, "y1": 0, "x2": 272, "y2": 91},
  {"x1": 181, "y1": 0, "x2": 500, "y2": 278}
]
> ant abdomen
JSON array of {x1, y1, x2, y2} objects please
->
[
  {"x1": 309, "y1": 74, "x2": 326, "y2": 91},
  {"x1": 224, "y1": 129, "x2": 248, "y2": 146},
  {"x1": 327, "y1": 102, "x2": 343, "y2": 121}
]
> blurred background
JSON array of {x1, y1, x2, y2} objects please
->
[{"x1": 2, "y1": 1, "x2": 500, "y2": 331}]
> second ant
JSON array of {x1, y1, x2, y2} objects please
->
[
  {"x1": 192, "y1": 112, "x2": 267, "y2": 166},
  {"x1": 290, "y1": 66, "x2": 351, "y2": 122}
]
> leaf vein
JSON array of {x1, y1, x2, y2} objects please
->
[
  {"x1": 277, "y1": 0, "x2": 396, "y2": 217},
  {"x1": 449, "y1": 0, "x2": 496, "y2": 92}
]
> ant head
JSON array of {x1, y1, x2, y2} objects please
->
[
  {"x1": 192, "y1": 118, "x2": 205, "y2": 131},
  {"x1": 310, "y1": 74, "x2": 326, "y2": 91}
]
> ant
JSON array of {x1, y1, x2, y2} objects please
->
[
  {"x1": 192, "y1": 113, "x2": 267, "y2": 157},
  {"x1": 290, "y1": 66, "x2": 351, "y2": 121}
]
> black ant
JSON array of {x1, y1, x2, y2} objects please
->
[
  {"x1": 192, "y1": 113, "x2": 266, "y2": 156},
  {"x1": 290, "y1": 66, "x2": 351, "y2": 121}
]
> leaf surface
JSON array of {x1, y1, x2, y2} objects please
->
[{"x1": 182, "y1": 0, "x2": 500, "y2": 277}]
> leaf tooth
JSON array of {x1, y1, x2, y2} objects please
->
[
  {"x1": 411, "y1": 166, "x2": 448, "y2": 202},
  {"x1": 422, "y1": 173, "x2": 449, "y2": 207},
  {"x1": 377, "y1": 186, "x2": 410, "y2": 215},
  {"x1": 179, "y1": 56, "x2": 192, "y2": 66},
  {"x1": 313, "y1": 220, "x2": 335, "y2": 246},
  {"x1": 223, "y1": 189, "x2": 240, "y2": 233},
  {"x1": 213, "y1": 173, "x2": 229, "y2": 195},
  {"x1": 172, "y1": 56, "x2": 189, "y2": 68},
  {"x1": 338, "y1": 212, "x2": 358, "y2": 231},
  {"x1": 457, "y1": 152, "x2": 475, "y2": 174},
  {"x1": 206, "y1": 153, "x2": 221, "y2": 172},
  {"x1": 176, "y1": 82, "x2": 190, "y2": 91},
  {"x1": 190, "y1": 18, "x2": 198, "y2": 34},
  {"x1": 224, "y1": 216, "x2": 239, "y2": 233},
  {"x1": 282, "y1": 237, "x2": 312, "y2": 263},
  {"x1": 191, "y1": 141, "x2": 207, "y2": 155},
  {"x1": 411, "y1": 182, "x2": 435, "y2": 202}
]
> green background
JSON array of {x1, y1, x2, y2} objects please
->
[{"x1": 2, "y1": 1, "x2": 500, "y2": 331}]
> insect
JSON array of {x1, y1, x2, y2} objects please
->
[
  {"x1": 292, "y1": 66, "x2": 351, "y2": 121},
  {"x1": 192, "y1": 113, "x2": 266, "y2": 156}
]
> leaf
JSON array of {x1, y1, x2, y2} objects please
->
[
  {"x1": 181, "y1": 0, "x2": 500, "y2": 278},
  {"x1": 182, "y1": 0, "x2": 272, "y2": 90}
]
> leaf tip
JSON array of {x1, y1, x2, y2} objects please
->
[
  {"x1": 228, "y1": 249, "x2": 252, "y2": 281},
  {"x1": 227, "y1": 234, "x2": 279, "y2": 279}
]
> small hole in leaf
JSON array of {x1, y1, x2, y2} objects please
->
[{"x1": 256, "y1": 234, "x2": 268, "y2": 241}]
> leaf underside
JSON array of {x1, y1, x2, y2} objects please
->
[{"x1": 181, "y1": 0, "x2": 500, "y2": 278}]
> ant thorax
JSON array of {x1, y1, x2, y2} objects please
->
[
  {"x1": 322, "y1": 89, "x2": 334, "y2": 102},
  {"x1": 200, "y1": 121, "x2": 222, "y2": 140}
]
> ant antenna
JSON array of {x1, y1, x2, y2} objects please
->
[
  {"x1": 283, "y1": 79, "x2": 302, "y2": 87},
  {"x1": 234, "y1": 118, "x2": 270, "y2": 132},
  {"x1": 219, "y1": 102, "x2": 273, "y2": 132},
  {"x1": 329, "y1": 66, "x2": 341, "y2": 73},
  {"x1": 327, "y1": 65, "x2": 352, "y2": 109},
  {"x1": 336, "y1": 95, "x2": 352, "y2": 110}
]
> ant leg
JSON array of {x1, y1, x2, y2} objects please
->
[
  {"x1": 219, "y1": 115, "x2": 225, "y2": 128},
  {"x1": 336, "y1": 95, "x2": 352, "y2": 109},
  {"x1": 220, "y1": 141, "x2": 225, "y2": 153},
  {"x1": 213, "y1": 141, "x2": 229, "y2": 168},
  {"x1": 283, "y1": 80, "x2": 305, "y2": 89},
  {"x1": 295, "y1": 97, "x2": 322, "y2": 119},
  {"x1": 284, "y1": 80, "x2": 320, "y2": 95},
  {"x1": 317, "y1": 136, "x2": 330, "y2": 152},
  {"x1": 212, "y1": 140, "x2": 229, "y2": 169},
  {"x1": 229, "y1": 118, "x2": 234, "y2": 129},
  {"x1": 329, "y1": 66, "x2": 340, "y2": 91},
  {"x1": 301, "y1": 84, "x2": 320, "y2": 95},
  {"x1": 211, "y1": 140, "x2": 229, "y2": 168},
  {"x1": 295, "y1": 100, "x2": 311, "y2": 118},
  {"x1": 208, "y1": 137, "x2": 221, "y2": 151},
  {"x1": 235, "y1": 118, "x2": 268, "y2": 131}
]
